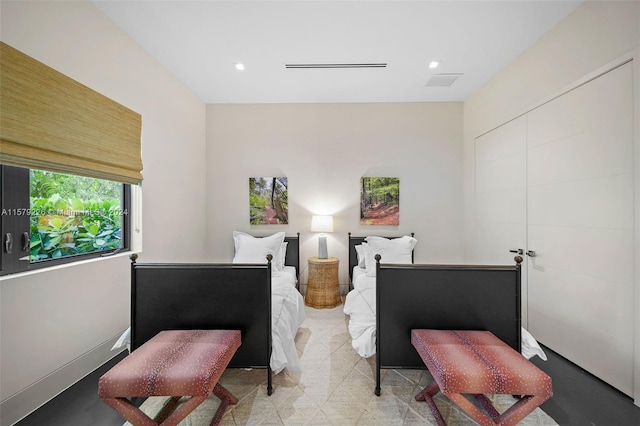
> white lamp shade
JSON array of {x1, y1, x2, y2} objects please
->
[{"x1": 310, "y1": 215, "x2": 334, "y2": 233}]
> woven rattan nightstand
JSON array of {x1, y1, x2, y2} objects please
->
[{"x1": 305, "y1": 257, "x2": 341, "y2": 308}]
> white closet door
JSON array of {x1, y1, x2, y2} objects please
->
[
  {"x1": 527, "y1": 62, "x2": 634, "y2": 396},
  {"x1": 474, "y1": 116, "x2": 528, "y2": 325}
]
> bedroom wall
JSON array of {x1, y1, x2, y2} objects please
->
[
  {"x1": 206, "y1": 102, "x2": 464, "y2": 293},
  {"x1": 462, "y1": 0, "x2": 640, "y2": 405},
  {"x1": 0, "y1": 1, "x2": 207, "y2": 424}
]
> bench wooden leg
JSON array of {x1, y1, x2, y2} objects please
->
[
  {"x1": 497, "y1": 395, "x2": 550, "y2": 426},
  {"x1": 102, "y1": 397, "x2": 157, "y2": 426},
  {"x1": 103, "y1": 389, "x2": 238, "y2": 426},
  {"x1": 154, "y1": 396, "x2": 182, "y2": 423},
  {"x1": 414, "y1": 382, "x2": 445, "y2": 426},
  {"x1": 104, "y1": 395, "x2": 207, "y2": 426},
  {"x1": 211, "y1": 383, "x2": 239, "y2": 425},
  {"x1": 474, "y1": 394, "x2": 501, "y2": 421},
  {"x1": 415, "y1": 381, "x2": 551, "y2": 426},
  {"x1": 447, "y1": 393, "x2": 497, "y2": 426}
]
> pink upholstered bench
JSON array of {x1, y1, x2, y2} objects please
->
[
  {"x1": 99, "y1": 329, "x2": 241, "y2": 426},
  {"x1": 411, "y1": 329, "x2": 552, "y2": 426}
]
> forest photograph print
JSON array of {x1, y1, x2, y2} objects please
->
[
  {"x1": 360, "y1": 177, "x2": 400, "y2": 225},
  {"x1": 249, "y1": 177, "x2": 288, "y2": 225}
]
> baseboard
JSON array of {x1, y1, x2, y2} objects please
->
[{"x1": 1, "y1": 335, "x2": 125, "y2": 426}]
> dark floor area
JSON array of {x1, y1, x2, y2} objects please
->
[
  {"x1": 15, "y1": 345, "x2": 640, "y2": 426},
  {"x1": 14, "y1": 351, "x2": 138, "y2": 426},
  {"x1": 530, "y1": 346, "x2": 640, "y2": 426}
]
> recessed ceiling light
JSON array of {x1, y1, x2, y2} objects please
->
[
  {"x1": 429, "y1": 61, "x2": 440, "y2": 69},
  {"x1": 234, "y1": 63, "x2": 245, "y2": 71}
]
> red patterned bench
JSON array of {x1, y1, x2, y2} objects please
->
[
  {"x1": 99, "y1": 329, "x2": 241, "y2": 426},
  {"x1": 411, "y1": 329, "x2": 552, "y2": 426}
]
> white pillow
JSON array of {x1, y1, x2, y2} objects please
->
[
  {"x1": 232, "y1": 231, "x2": 286, "y2": 270},
  {"x1": 354, "y1": 243, "x2": 367, "y2": 268},
  {"x1": 363, "y1": 235, "x2": 417, "y2": 277},
  {"x1": 278, "y1": 242, "x2": 288, "y2": 270},
  {"x1": 362, "y1": 243, "x2": 374, "y2": 276}
]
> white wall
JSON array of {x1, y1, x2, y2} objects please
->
[
  {"x1": 206, "y1": 102, "x2": 464, "y2": 293},
  {"x1": 462, "y1": 0, "x2": 640, "y2": 405},
  {"x1": 0, "y1": 1, "x2": 207, "y2": 424}
]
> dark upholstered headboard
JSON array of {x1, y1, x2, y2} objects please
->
[
  {"x1": 284, "y1": 233, "x2": 300, "y2": 278},
  {"x1": 374, "y1": 261, "x2": 522, "y2": 395},
  {"x1": 130, "y1": 262, "x2": 272, "y2": 364}
]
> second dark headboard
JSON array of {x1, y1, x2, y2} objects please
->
[{"x1": 283, "y1": 233, "x2": 300, "y2": 275}]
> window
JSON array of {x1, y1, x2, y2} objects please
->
[{"x1": 1, "y1": 165, "x2": 130, "y2": 276}]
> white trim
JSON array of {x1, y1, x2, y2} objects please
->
[
  {"x1": 0, "y1": 251, "x2": 133, "y2": 282},
  {"x1": 0, "y1": 335, "x2": 125, "y2": 426},
  {"x1": 631, "y1": 47, "x2": 640, "y2": 408}
]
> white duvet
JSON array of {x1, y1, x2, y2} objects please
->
[
  {"x1": 343, "y1": 266, "x2": 546, "y2": 361},
  {"x1": 113, "y1": 266, "x2": 305, "y2": 375},
  {"x1": 270, "y1": 266, "x2": 306, "y2": 374}
]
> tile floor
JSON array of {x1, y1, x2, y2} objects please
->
[{"x1": 130, "y1": 304, "x2": 557, "y2": 425}]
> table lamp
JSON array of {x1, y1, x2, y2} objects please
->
[{"x1": 310, "y1": 215, "x2": 334, "y2": 259}]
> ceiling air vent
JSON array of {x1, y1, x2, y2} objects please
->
[
  {"x1": 285, "y1": 63, "x2": 387, "y2": 69},
  {"x1": 426, "y1": 73, "x2": 463, "y2": 87}
]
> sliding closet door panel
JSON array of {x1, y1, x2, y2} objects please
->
[
  {"x1": 473, "y1": 116, "x2": 527, "y2": 324},
  {"x1": 527, "y1": 62, "x2": 634, "y2": 396},
  {"x1": 528, "y1": 126, "x2": 633, "y2": 187},
  {"x1": 527, "y1": 226, "x2": 633, "y2": 286},
  {"x1": 528, "y1": 175, "x2": 634, "y2": 228},
  {"x1": 474, "y1": 189, "x2": 526, "y2": 260}
]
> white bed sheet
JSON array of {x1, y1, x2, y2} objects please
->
[
  {"x1": 351, "y1": 265, "x2": 375, "y2": 292},
  {"x1": 343, "y1": 266, "x2": 546, "y2": 361},
  {"x1": 113, "y1": 266, "x2": 306, "y2": 375},
  {"x1": 271, "y1": 266, "x2": 306, "y2": 374}
]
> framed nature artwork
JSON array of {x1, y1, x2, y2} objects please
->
[
  {"x1": 249, "y1": 177, "x2": 288, "y2": 225},
  {"x1": 360, "y1": 177, "x2": 399, "y2": 225}
]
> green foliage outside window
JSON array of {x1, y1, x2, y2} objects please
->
[{"x1": 29, "y1": 170, "x2": 124, "y2": 262}]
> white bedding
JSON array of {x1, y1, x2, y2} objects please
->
[
  {"x1": 271, "y1": 266, "x2": 306, "y2": 374},
  {"x1": 113, "y1": 266, "x2": 305, "y2": 375},
  {"x1": 343, "y1": 267, "x2": 377, "y2": 357},
  {"x1": 343, "y1": 266, "x2": 546, "y2": 361}
]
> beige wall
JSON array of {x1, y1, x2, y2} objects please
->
[
  {"x1": 206, "y1": 102, "x2": 464, "y2": 292},
  {"x1": 0, "y1": 1, "x2": 207, "y2": 424},
  {"x1": 463, "y1": 0, "x2": 640, "y2": 405}
]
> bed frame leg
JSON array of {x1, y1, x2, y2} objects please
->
[{"x1": 267, "y1": 366, "x2": 273, "y2": 395}]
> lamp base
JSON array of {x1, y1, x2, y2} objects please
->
[{"x1": 318, "y1": 235, "x2": 328, "y2": 259}]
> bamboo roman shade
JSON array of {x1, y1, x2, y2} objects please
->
[{"x1": 0, "y1": 42, "x2": 143, "y2": 184}]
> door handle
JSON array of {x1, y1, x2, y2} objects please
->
[
  {"x1": 509, "y1": 248, "x2": 523, "y2": 255},
  {"x1": 526, "y1": 250, "x2": 537, "y2": 257},
  {"x1": 22, "y1": 232, "x2": 30, "y2": 252},
  {"x1": 4, "y1": 233, "x2": 13, "y2": 254}
]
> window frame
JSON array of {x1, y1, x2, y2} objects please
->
[{"x1": 1, "y1": 165, "x2": 131, "y2": 276}]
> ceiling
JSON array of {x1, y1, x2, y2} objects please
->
[{"x1": 93, "y1": 0, "x2": 583, "y2": 104}]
